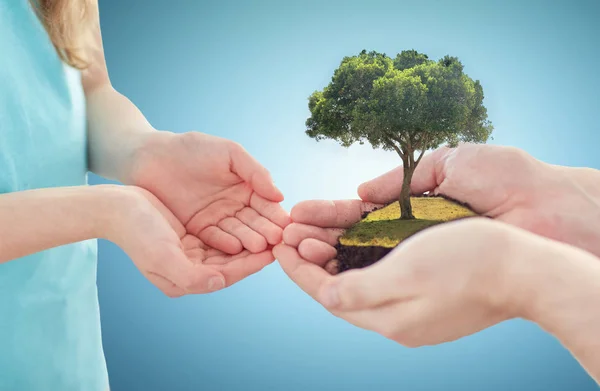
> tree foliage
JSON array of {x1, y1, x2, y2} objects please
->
[{"x1": 306, "y1": 49, "x2": 493, "y2": 219}]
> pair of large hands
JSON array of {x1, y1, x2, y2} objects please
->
[
  {"x1": 118, "y1": 130, "x2": 600, "y2": 349},
  {"x1": 275, "y1": 144, "x2": 600, "y2": 347}
]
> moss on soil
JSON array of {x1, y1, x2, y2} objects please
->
[{"x1": 339, "y1": 196, "x2": 477, "y2": 248}]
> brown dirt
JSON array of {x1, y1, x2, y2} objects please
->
[
  {"x1": 335, "y1": 192, "x2": 478, "y2": 272},
  {"x1": 335, "y1": 243, "x2": 394, "y2": 272}
]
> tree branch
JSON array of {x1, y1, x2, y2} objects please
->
[
  {"x1": 392, "y1": 136, "x2": 409, "y2": 152},
  {"x1": 407, "y1": 146, "x2": 415, "y2": 168},
  {"x1": 389, "y1": 139, "x2": 405, "y2": 160},
  {"x1": 415, "y1": 148, "x2": 426, "y2": 166}
]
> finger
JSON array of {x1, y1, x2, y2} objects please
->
[
  {"x1": 145, "y1": 272, "x2": 186, "y2": 298},
  {"x1": 215, "y1": 250, "x2": 275, "y2": 286},
  {"x1": 324, "y1": 259, "x2": 340, "y2": 275},
  {"x1": 273, "y1": 243, "x2": 332, "y2": 300},
  {"x1": 199, "y1": 226, "x2": 243, "y2": 255},
  {"x1": 317, "y1": 255, "x2": 408, "y2": 311},
  {"x1": 327, "y1": 301, "x2": 408, "y2": 342},
  {"x1": 229, "y1": 143, "x2": 284, "y2": 202},
  {"x1": 218, "y1": 217, "x2": 267, "y2": 253},
  {"x1": 235, "y1": 207, "x2": 282, "y2": 245},
  {"x1": 186, "y1": 199, "x2": 245, "y2": 238},
  {"x1": 282, "y1": 223, "x2": 343, "y2": 247},
  {"x1": 357, "y1": 146, "x2": 454, "y2": 204},
  {"x1": 203, "y1": 249, "x2": 253, "y2": 265},
  {"x1": 290, "y1": 200, "x2": 381, "y2": 228},
  {"x1": 250, "y1": 193, "x2": 292, "y2": 228},
  {"x1": 298, "y1": 238, "x2": 337, "y2": 267},
  {"x1": 184, "y1": 245, "x2": 231, "y2": 264}
]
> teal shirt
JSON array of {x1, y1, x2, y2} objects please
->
[{"x1": 0, "y1": 1, "x2": 108, "y2": 390}]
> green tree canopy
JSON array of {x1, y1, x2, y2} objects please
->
[{"x1": 306, "y1": 49, "x2": 493, "y2": 219}]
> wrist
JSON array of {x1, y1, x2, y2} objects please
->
[
  {"x1": 88, "y1": 184, "x2": 142, "y2": 242},
  {"x1": 486, "y1": 225, "x2": 567, "y2": 322},
  {"x1": 507, "y1": 233, "x2": 600, "y2": 327},
  {"x1": 125, "y1": 130, "x2": 178, "y2": 185}
]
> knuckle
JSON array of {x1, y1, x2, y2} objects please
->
[
  {"x1": 267, "y1": 225, "x2": 283, "y2": 244},
  {"x1": 437, "y1": 145, "x2": 455, "y2": 155},
  {"x1": 179, "y1": 130, "x2": 201, "y2": 146},
  {"x1": 180, "y1": 274, "x2": 202, "y2": 292},
  {"x1": 235, "y1": 207, "x2": 252, "y2": 220},
  {"x1": 253, "y1": 236, "x2": 268, "y2": 252},
  {"x1": 281, "y1": 225, "x2": 296, "y2": 245},
  {"x1": 381, "y1": 326, "x2": 421, "y2": 348},
  {"x1": 377, "y1": 323, "x2": 401, "y2": 341},
  {"x1": 164, "y1": 290, "x2": 183, "y2": 299},
  {"x1": 228, "y1": 140, "x2": 245, "y2": 154},
  {"x1": 335, "y1": 282, "x2": 361, "y2": 309},
  {"x1": 397, "y1": 336, "x2": 422, "y2": 348},
  {"x1": 503, "y1": 145, "x2": 530, "y2": 162}
]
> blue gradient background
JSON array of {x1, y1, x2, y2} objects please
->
[{"x1": 92, "y1": 0, "x2": 600, "y2": 390}]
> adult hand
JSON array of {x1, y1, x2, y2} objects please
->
[
  {"x1": 275, "y1": 218, "x2": 600, "y2": 351},
  {"x1": 128, "y1": 131, "x2": 290, "y2": 258},
  {"x1": 283, "y1": 144, "x2": 600, "y2": 269},
  {"x1": 106, "y1": 186, "x2": 275, "y2": 297},
  {"x1": 358, "y1": 144, "x2": 600, "y2": 258}
]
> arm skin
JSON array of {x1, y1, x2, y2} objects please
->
[
  {"x1": 81, "y1": 9, "x2": 154, "y2": 183},
  {"x1": 355, "y1": 144, "x2": 600, "y2": 259},
  {"x1": 519, "y1": 238, "x2": 600, "y2": 382},
  {"x1": 80, "y1": 7, "x2": 290, "y2": 259},
  {"x1": 0, "y1": 185, "x2": 129, "y2": 264},
  {"x1": 0, "y1": 181, "x2": 279, "y2": 295},
  {"x1": 276, "y1": 207, "x2": 600, "y2": 383},
  {"x1": 0, "y1": 6, "x2": 143, "y2": 262}
]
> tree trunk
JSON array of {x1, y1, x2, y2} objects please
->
[{"x1": 399, "y1": 165, "x2": 415, "y2": 220}]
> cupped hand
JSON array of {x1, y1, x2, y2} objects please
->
[
  {"x1": 357, "y1": 143, "x2": 600, "y2": 258},
  {"x1": 128, "y1": 131, "x2": 291, "y2": 257},
  {"x1": 107, "y1": 186, "x2": 275, "y2": 297},
  {"x1": 283, "y1": 144, "x2": 600, "y2": 269},
  {"x1": 275, "y1": 218, "x2": 540, "y2": 347}
]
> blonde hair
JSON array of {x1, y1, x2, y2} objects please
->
[{"x1": 30, "y1": 0, "x2": 97, "y2": 69}]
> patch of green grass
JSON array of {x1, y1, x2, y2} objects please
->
[{"x1": 340, "y1": 196, "x2": 476, "y2": 248}]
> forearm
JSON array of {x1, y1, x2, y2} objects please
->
[
  {"x1": 519, "y1": 241, "x2": 600, "y2": 383},
  {"x1": 81, "y1": 7, "x2": 155, "y2": 184},
  {"x1": 535, "y1": 163, "x2": 600, "y2": 258},
  {"x1": 0, "y1": 185, "x2": 122, "y2": 263},
  {"x1": 86, "y1": 84, "x2": 155, "y2": 183}
]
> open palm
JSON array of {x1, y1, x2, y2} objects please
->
[
  {"x1": 122, "y1": 131, "x2": 289, "y2": 293},
  {"x1": 120, "y1": 187, "x2": 275, "y2": 296},
  {"x1": 130, "y1": 131, "x2": 290, "y2": 256}
]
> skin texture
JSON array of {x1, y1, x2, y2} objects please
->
[
  {"x1": 0, "y1": 185, "x2": 274, "y2": 296},
  {"x1": 78, "y1": 5, "x2": 290, "y2": 295},
  {"x1": 274, "y1": 219, "x2": 600, "y2": 383},
  {"x1": 112, "y1": 186, "x2": 279, "y2": 297},
  {"x1": 277, "y1": 144, "x2": 600, "y2": 382},
  {"x1": 283, "y1": 144, "x2": 600, "y2": 268}
]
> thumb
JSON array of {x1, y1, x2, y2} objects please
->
[
  {"x1": 151, "y1": 242, "x2": 227, "y2": 294},
  {"x1": 357, "y1": 146, "x2": 453, "y2": 204},
  {"x1": 318, "y1": 255, "x2": 404, "y2": 311},
  {"x1": 229, "y1": 143, "x2": 284, "y2": 202}
]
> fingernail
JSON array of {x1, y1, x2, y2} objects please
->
[
  {"x1": 208, "y1": 276, "x2": 226, "y2": 292},
  {"x1": 321, "y1": 284, "x2": 340, "y2": 308}
]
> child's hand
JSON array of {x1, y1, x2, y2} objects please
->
[
  {"x1": 125, "y1": 131, "x2": 291, "y2": 256},
  {"x1": 104, "y1": 186, "x2": 275, "y2": 297}
]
